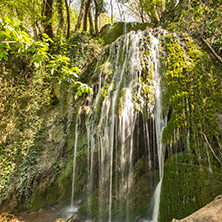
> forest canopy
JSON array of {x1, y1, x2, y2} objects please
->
[{"x1": 1, "y1": 0, "x2": 221, "y2": 51}]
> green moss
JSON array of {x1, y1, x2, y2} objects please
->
[
  {"x1": 97, "y1": 61, "x2": 111, "y2": 75},
  {"x1": 101, "y1": 22, "x2": 154, "y2": 45},
  {"x1": 30, "y1": 134, "x2": 88, "y2": 211},
  {"x1": 103, "y1": 82, "x2": 111, "y2": 98},
  {"x1": 159, "y1": 153, "x2": 222, "y2": 222},
  {"x1": 129, "y1": 174, "x2": 152, "y2": 219},
  {"x1": 101, "y1": 22, "x2": 126, "y2": 45},
  {"x1": 133, "y1": 22, "x2": 154, "y2": 32},
  {"x1": 66, "y1": 121, "x2": 76, "y2": 151},
  {"x1": 161, "y1": 33, "x2": 222, "y2": 155},
  {"x1": 31, "y1": 184, "x2": 60, "y2": 211},
  {"x1": 115, "y1": 82, "x2": 126, "y2": 115},
  {"x1": 57, "y1": 160, "x2": 73, "y2": 200},
  {"x1": 168, "y1": 152, "x2": 197, "y2": 164}
]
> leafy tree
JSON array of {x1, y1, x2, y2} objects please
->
[
  {"x1": 0, "y1": 0, "x2": 43, "y2": 39},
  {"x1": 130, "y1": 0, "x2": 222, "y2": 59},
  {"x1": 0, "y1": 14, "x2": 94, "y2": 193}
]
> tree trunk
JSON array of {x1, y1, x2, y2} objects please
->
[
  {"x1": 110, "y1": 0, "x2": 113, "y2": 23},
  {"x1": 65, "y1": 0, "x2": 70, "y2": 39},
  {"x1": 83, "y1": 0, "x2": 92, "y2": 32},
  {"x1": 95, "y1": 14, "x2": 99, "y2": 35},
  {"x1": 139, "y1": 0, "x2": 144, "y2": 23},
  {"x1": 94, "y1": 0, "x2": 99, "y2": 35},
  {"x1": 56, "y1": 0, "x2": 64, "y2": 37},
  {"x1": 89, "y1": 8, "x2": 95, "y2": 35},
  {"x1": 75, "y1": 0, "x2": 86, "y2": 34},
  {"x1": 42, "y1": 0, "x2": 54, "y2": 39}
]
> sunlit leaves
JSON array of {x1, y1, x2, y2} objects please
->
[
  {"x1": 71, "y1": 81, "x2": 93, "y2": 100},
  {"x1": 0, "y1": 17, "x2": 52, "y2": 193},
  {"x1": 1, "y1": 17, "x2": 34, "y2": 60},
  {"x1": 62, "y1": 66, "x2": 79, "y2": 78}
]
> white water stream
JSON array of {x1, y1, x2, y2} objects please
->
[
  {"x1": 147, "y1": 33, "x2": 166, "y2": 222},
  {"x1": 71, "y1": 115, "x2": 79, "y2": 207}
]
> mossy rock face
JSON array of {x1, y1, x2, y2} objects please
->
[
  {"x1": 30, "y1": 161, "x2": 74, "y2": 211},
  {"x1": 159, "y1": 153, "x2": 222, "y2": 222},
  {"x1": 31, "y1": 183, "x2": 60, "y2": 211},
  {"x1": 100, "y1": 22, "x2": 154, "y2": 45},
  {"x1": 29, "y1": 125, "x2": 88, "y2": 211}
]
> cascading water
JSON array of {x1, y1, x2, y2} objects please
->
[
  {"x1": 149, "y1": 33, "x2": 166, "y2": 222},
  {"x1": 85, "y1": 32, "x2": 142, "y2": 222},
  {"x1": 71, "y1": 115, "x2": 79, "y2": 207},
  {"x1": 57, "y1": 22, "x2": 222, "y2": 222},
  {"x1": 69, "y1": 28, "x2": 167, "y2": 222}
]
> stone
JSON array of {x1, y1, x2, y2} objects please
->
[{"x1": 172, "y1": 195, "x2": 222, "y2": 222}]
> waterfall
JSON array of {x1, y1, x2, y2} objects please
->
[
  {"x1": 71, "y1": 115, "x2": 79, "y2": 207},
  {"x1": 69, "y1": 28, "x2": 168, "y2": 222},
  {"x1": 149, "y1": 33, "x2": 166, "y2": 222},
  {"x1": 84, "y1": 31, "x2": 144, "y2": 221}
]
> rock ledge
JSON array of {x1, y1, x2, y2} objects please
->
[{"x1": 172, "y1": 195, "x2": 222, "y2": 222}]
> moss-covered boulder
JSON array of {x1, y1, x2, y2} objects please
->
[
  {"x1": 100, "y1": 22, "x2": 154, "y2": 45},
  {"x1": 159, "y1": 153, "x2": 222, "y2": 222}
]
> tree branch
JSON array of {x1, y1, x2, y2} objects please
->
[
  {"x1": 122, "y1": 4, "x2": 146, "y2": 21},
  {"x1": 201, "y1": 132, "x2": 222, "y2": 167},
  {"x1": 201, "y1": 37, "x2": 222, "y2": 66}
]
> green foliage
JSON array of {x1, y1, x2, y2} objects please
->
[
  {"x1": 0, "y1": 17, "x2": 31, "y2": 60},
  {"x1": 46, "y1": 54, "x2": 79, "y2": 81},
  {"x1": 65, "y1": 33, "x2": 102, "y2": 69},
  {"x1": 0, "y1": 17, "x2": 52, "y2": 192},
  {"x1": 0, "y1": 16, "x2": 95, "y2": 198},
  {"x1": 135, "y1": 0, "x2": 222, "y2": 56},
  {"x1": 15, "y1": 147, "x2": 40, "y2": 202},
  {"x1": 165, "y1": 1, "x2": 222, "y2": 56},
  {"x1": 142, "y1": 0, "x2": 165, "y2": 23},
  {"x1": 71, "y1": 81, "x2": 93, "y2": 100},
  {"x1": 0, "y1": 0, "x2": 42, "y2": 40}
]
